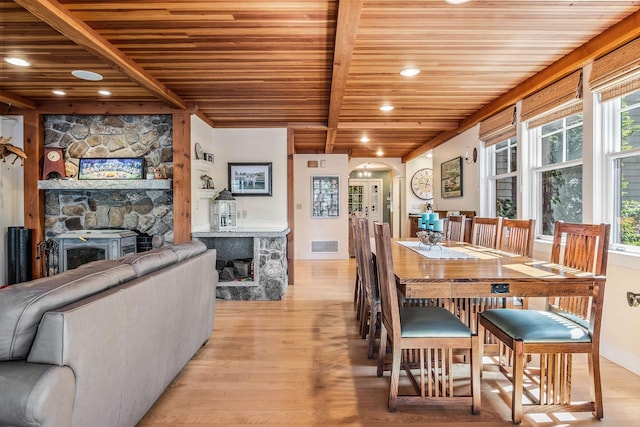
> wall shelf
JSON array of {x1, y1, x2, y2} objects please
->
[
  {"x1": 197, "y1": 189, "x2": 219, "y2": 199},
  {"x1": 193, "y1": 159, "x2": 214, "y2": 172},
  {"x1": 37, "y1": 179, "x2": 172, "y2": 190}
]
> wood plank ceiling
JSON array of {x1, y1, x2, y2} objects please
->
[{"x1": 2, "y1": 0, "x2": 640, "y2": 161}]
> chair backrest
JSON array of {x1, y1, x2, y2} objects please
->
[
  {"x1": 548, "y1": 222, "x2": 610, "y2": 335},
  {"x1": 445, "y1": 215, "x2": 466, "y2": 242},
  {"x1": 471, "y1": 217, "x2": 502, "y2": 248},
  {"x1": 352, "y1": 216, "x2": 364, "y2": 281},
  {"x1": 550, "y1": 222, "x2": 610, "y2": 276},
  {"x1": 357, "y1": 218, "x2": 378, "y2": 304},
  {"x1": 373, "y1": 222, "x2": 401, "y2": 341},
  {"x1": 499, "y1": 218, "x2": 535, "y2": 257}
]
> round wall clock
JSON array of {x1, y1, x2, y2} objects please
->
[{"x1": 410, "y1": 168, "x2": 434, "y2": 200}]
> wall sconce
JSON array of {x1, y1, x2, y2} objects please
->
[
  {"x1": 464, "y1": 147, "x2": 477, "y2": 164},
  {"x1": 627, "y1": 291, "x2": 640, "y2": 307}
]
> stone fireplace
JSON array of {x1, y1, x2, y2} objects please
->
[{"x1": 43, "y1": 114, "x2": 174, "y2": 248}]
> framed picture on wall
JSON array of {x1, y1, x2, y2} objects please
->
[
  {"x1": 78, "y1": 157, "x2": 144, "y2": 180},
  {"x1": 441, "y1": 156, "x2": 463, "y2": 198},
  {"x1": 312, "y1": 176, "x2": 340, "y2": 218},
  {"x1": 228, "y1": 162, "x2": 272, "y2": 196}
]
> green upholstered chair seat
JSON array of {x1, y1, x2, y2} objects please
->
[
  {"x1": 400, "y1": 306, "x2": 471, "y2": 338},
  {"x1": 480, "y1": 309, "x2": 592, "y2": 343}
]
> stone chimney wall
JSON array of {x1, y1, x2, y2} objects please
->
[{"x1": 43, "y1": 114, "x2": 174, "y2": 247}]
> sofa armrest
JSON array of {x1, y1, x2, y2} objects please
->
[{"x1": 0, "y1": 360, "x2": 75, "y2": 427}]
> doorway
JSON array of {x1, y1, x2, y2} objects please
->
[{"x1": 348, "y1": 178, "x2": 383, "y2": 237}]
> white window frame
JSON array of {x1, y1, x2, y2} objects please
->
[
  {"x1": 527, "y1": 114, "x2": 584, "y2": 239},
  {"x1": 600, "y1": 92, "x2": 640, "y2": 254},
  {"x1": 487, "y1": 137, "x2": 518, "y2": 218}
]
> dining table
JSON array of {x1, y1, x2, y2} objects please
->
[{"x1": 387, "y1": 238, "x2": 605, "y2": 302}]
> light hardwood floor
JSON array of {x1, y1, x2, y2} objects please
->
[{"x1": 139, "y1": 259, "x2": 640, "y2": 426}]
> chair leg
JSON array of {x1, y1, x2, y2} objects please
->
[
  {"x1": 367, "y1": 303, "x2": 378, "y2": 359},
  {"x1": 377, "y1": 325, "x2": 387, "y2": 377},
  {"x1": 511, "y1": 341, "x2": 525, "y2": 424},
  {"x1": 478, "y1": 323, "x2": 485, "y2": 378},
  {"x1": 388, "y1": 341, "x2": 402, "y2": 412},
  {"x1": 353, "y1": 270, "x2": 360, "y2": 312},
  {"x1": 470, "y1": 334, "x2": 481, "y2": 415},
  {"x1": 588, "y1": 351, "x2": 604, "y2": 420},
  {"x1": 360, "y1": 300, "x2": 370, "y2": 339}
]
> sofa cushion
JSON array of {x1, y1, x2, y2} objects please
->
[
  {"x1": 118, "y1": 248, "x2": 179, "y2": 276},
  {"x1": 169, "y1": 240, "x2": 207, "y2": 261},
  {"x1": 0, "y1": 260, "x2": 137, "y2": 361}
]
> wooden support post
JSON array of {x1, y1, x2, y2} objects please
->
[
  {"x1": 172, "y1": 112, "x2": 192, "y2": 244},
  {"x1": 22, "y1": 111, "x2": 44, "y2": 279}
]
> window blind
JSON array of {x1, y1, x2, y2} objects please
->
[
  {"x1": 590, "y1": 37, "x2": 640, "y2": 101},
  {"x1": 521, "y1": 70, "x2": 583, "y2": 128},
  {"x1": 479, "y1": 106, "x2": 516, "y2": 146}
]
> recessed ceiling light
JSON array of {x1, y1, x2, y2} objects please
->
[
  {"x1": 376, "y1": 150, "x2": 384, "y2": 156},
  {"x1": 379, "y1": 105, "x2": 394, "y2": 112},
  {"x1": 445, "y1": 0, "x2": 471, "y2": 4},
  {"x1": 4, "y1": 57, "x2": 31, "y2": 67},
  {"x1": 360, "y1": 136, "x2": 370, "y2": 143},
  {"x1": 98, "y1": 90, "x2": 111, "y2": 96},
  {"x1": 72, "y1": 70, "x2": 103, "y2": 81},
  {"x1": 52, "y1": 90, "x2": 66, "y2": 96},
  {"x1": 400, "y1": 68, "x2": 421, "y2": 77}
]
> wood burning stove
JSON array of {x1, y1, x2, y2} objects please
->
[{"x1": 58, "y1": 230, "x2": 137, "y2": 272}]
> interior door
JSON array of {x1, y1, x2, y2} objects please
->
[{"x1": 349, "y1": 179, "x2": 383, "y2": 236}]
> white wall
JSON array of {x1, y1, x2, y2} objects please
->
[
  {"x1": 294, "y1": 154, "x2": 349, "y2": 259},
  {"x1": 212, "y1": 128, "x2": 288, "y2": 228},
  {"x1": 431, "y1": 126, "x2": 481, "y2": 214},
  {"x1": 0, "y1": 116, "x2": 25, "y2": 284}
]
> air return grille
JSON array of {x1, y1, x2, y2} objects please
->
[{"x1": 311, "y1": 240, "x2": 338, "y2": 253}]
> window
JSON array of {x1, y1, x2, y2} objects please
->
[
  {"x1": 489, "y1": 137, "x2": 517, "y2": 218},
  {"x1": 530, "y1": 113, "x2": 583, "y2": 235},
  {"x1": 604, "y1": 90, "x2": 640, "y2": 251}
]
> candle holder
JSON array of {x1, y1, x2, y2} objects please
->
[
  {"x1": 416, "y1": 230, "x2": 445, "y2": 248},
  {"x1": 416, "y1": 212, "x2": 445, "y2": 249}
]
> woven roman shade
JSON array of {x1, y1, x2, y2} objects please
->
[
  {"x1": 521, "y1": 70, "x2": 583, "y2": 128},
  {"x1": 479, "y1": 106, "x2": 516, "y2": 146},
  {"x1": 590, "y1": 37, "x2": 640, "y2": 101}
]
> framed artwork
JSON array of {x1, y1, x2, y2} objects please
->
[
  {"x1": 441, "y1": 156, "x2": 463, "y2": 198},
  {"x1": 312, "y1": 176, "x2": 339, "y2": 218},
  {"x1": 78, "y1": 157, "x2": 144, "y2": 180},
  {"x1": 228, "y1": 162, "x2": 272, "y2": 196}
]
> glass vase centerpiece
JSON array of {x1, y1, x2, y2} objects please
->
[{"x1": 416, "y1": 212, "x2": 445, "y2": 249}]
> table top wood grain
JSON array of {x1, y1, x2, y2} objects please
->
[{"x1": 387, "y1": 239, "x2": 605, "y2": 299}]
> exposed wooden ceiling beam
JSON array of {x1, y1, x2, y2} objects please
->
[
  {"x1": 324, "y1": 0, "x2": 364, "y2": 154},
  {"x1": 0, "y1": 90, "x2": 37, "y2": 110},
  {"x1": 403, "y1": 8, "x2": 640, "y2": 163},
  {"x1": 13, "y1": 0, "x2": 188, "y2": 109}
]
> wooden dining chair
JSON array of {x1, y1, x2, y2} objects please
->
[
  {"x1": 499, "y1": 218, "x2": 536, "y2": 257},
  {"x1": 470, "y1": 217, "x2": 502, "y2": 248},
  {"x1": 355, "y1": 218, "x2": 381, "y2": 359},
  {"x1": 478, "y1": 222, "x2": 610, "y2": 424},
  {"x1": 374, "y1": 222, "x2": 480, "y2": 413},
  {"x1": 351, "y1": 215, "x2": 363, "y2": 319},
  {"x1": 352, "y1": 217, "x2": 368, "y2": 336},
  {"x1": 445, "y1": 214, "x2": 467, "y2": 242}
]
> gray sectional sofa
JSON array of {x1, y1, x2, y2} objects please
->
[{"x1": 0, "y1": 240, "x2": 218, "y2": 427}]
